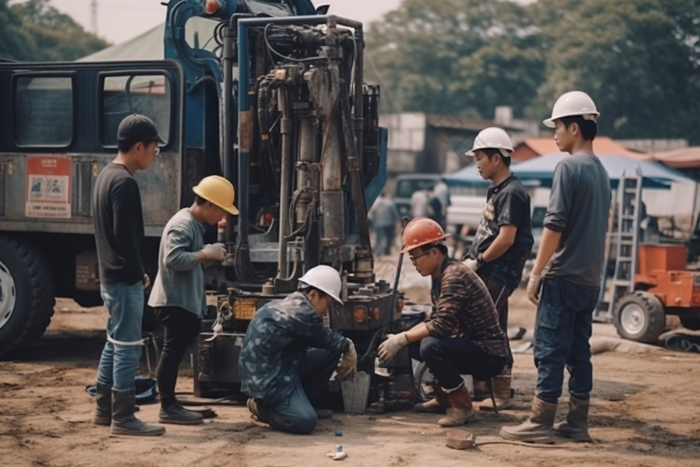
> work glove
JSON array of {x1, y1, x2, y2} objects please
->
[
  {"x1": 527, "y1": 274, "x2": 543, "y2": 306},
  {"x1": 336, "y1": 339, "x2": 357, "y2": 381},
  {"x1": 378, "y1": 332, "x2": 408, "y2": 362},
  {"x1": 202, "y1": 243, "x2": 226, "y2": 261},
  {"x1": 463, "y1": 258, "x2": 479, "y2": 271}
]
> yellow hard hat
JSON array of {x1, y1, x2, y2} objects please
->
[{"x1": 192, "y1": 175, "x2": 239, "y2": 215}]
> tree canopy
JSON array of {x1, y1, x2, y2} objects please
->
[
  {"x1": 0, "y1": 0, "x2": 109, "y2": 61},
  {"x1": 366, "y1": 0, "x2": 700, "y2": 143}
]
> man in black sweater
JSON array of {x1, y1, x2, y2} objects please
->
[{"x1": 92, "y1": 114, "x2": 165, "y2": 437}]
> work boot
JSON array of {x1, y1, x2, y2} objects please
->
[
  {"x1": 159, "y1": 402, "x2": 204, "y2": 425},
  {"x1": 472, "y1": 380, "x2": 490, "y2": 402},
  {"x1": 111, "y1": 390, "x2": 166, "y2": 437},
  {"x1": 414, "y1": 385, "x2": 448, "y2": 413},
  {"x1": 479, "y1": 371, "x2": 513, "y2": 412},
  {"x1": 93, "y1": 381, "x2": 112, "y2": 426},
  {"x1": 437, "y1": 384, "x2": 478, "y2": 427},
  {"x1": 554, "y1": 396, "x2": 592, "y2": 442},
  {"x1": 247, "y1": 398, "x2": 268, "y2": 423},
  {"x1": 500, "y1": 396, "x2": 557, "y2": 444}
]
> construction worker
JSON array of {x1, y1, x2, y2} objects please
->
[
  {"x1": 92, "y1": 114, "x2": 165, "y2": 436},
  {"x1": 463, "y1": 127, "x2": 534, "y2": 411},
  {"x1": 500, "y1": 91, "x2": 611, "y2": 444},
  {"x1": 378, "y1": 218, "x2": 510, "y2": 427},
  {"x1": 368, "y1": 192, "x2": 400, "y2": 256},
  {"x1": 147, "y1": 176, "x2": 238, "y2": 425},
  {"x1": 238, "y1": 265, "x2": 358, "y2": 434}
]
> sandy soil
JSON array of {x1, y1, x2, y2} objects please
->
[{"x1": 2, "y1": 275, "x2": 700, "y2": 466}]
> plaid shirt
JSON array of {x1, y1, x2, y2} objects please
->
[{"x1": 425, "y1": 257, "x2": 510, "y2": 359}]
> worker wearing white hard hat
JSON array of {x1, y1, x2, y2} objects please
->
[
  {"x1": 501, "y1": 91, "x2": 611, "y2": 444},
  {"x1": 463, "y1": 127, "x2": 534, "y2": 412},
  {"x1": 238, "y1": 264, "x2": 357, "y2": 435}
]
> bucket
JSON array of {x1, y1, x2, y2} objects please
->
[{"x1": 341, "y1": 371, "x2": 371, "y2": 414}]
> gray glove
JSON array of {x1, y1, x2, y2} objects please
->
[
  {"x1": 336, "y1": 339, "x2": 357, "y2": 381},
  {"x1": 202, "y1": 243, "x2": 226, "y2": 261}
]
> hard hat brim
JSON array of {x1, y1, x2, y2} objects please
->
[
  {"x1": 400, "y1": 234, "x2": 450, "y2": 254},
  {"x1": 192, "y1": 186, "x2": 239, "y2": 215},
  {"x1": 298, "y1": 279, "x2": 344, "y2": 305}
]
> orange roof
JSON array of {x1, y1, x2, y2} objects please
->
[
  {"x1": 651, "y1": 147, "x2": 700, "y2": 168},
  {"x1": 517, "y1": 137, "x2": 651, "y2": 160}
]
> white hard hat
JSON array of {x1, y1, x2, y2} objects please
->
[
  {"x1": 543, "y1": 91, "x2": 599, "y2": 128},
  {"x1": 465, "y1": 127, "x2": 513, "y2": 159},
  {"x1": 299, "y1": 265, "x2": 343, "y2": 304}
]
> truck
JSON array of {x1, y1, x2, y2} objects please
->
[{"x1": 0, "y1": 0, "x2": 402, "y2": 386}]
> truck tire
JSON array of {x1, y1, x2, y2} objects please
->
[
  {"x1": 613, "y1": 291, "x2": 665, "y2": 343},
  {"x1": 0, "y1": 236, "x2": 55, "y2": 359}
]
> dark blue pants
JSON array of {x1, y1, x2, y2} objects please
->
[
  {"x1": 409, "y1": 337, "x2": 506, "y2": 390},
  {"x1": 534, "y1": 277, "x2": 599, "y2": 403},
  {"x1": 375, "y1": 225, "x2": 395, "y2": 256},
  {"x1": 257, "y1": 348, "x2": 340, "y2": 434}
]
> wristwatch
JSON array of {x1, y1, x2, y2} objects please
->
[{"x1": 476, "y1": 252, "x2": 486, "y2": 266}]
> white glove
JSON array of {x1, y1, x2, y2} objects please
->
[
  {"x1": 336, "y1": 339, "x2": 357, "y2": 381},
  {"x1": 378, "y1": 332, "x2": 408, "y2": 362},
  {"x1": 202, "y1": 243, "x2": 226, "y2": 261},
  {"x1": 463, "y1": 258, "x2": 479, "y2": 271}
]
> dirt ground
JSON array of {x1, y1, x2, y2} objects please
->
[{"x1": 2, "y1": 281, "x2": 700, "y2": 466}]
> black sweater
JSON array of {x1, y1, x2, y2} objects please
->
[{"x1": 92, "y1": 163, "x2": 145, "y2": 285}]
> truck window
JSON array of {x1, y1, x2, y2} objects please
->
[
  {"x1": 101, "y1": 74, "x2": 171, "y2": 146},
  {"x1": 15, "y1": 76, "x2": 73, "y2": 147}
]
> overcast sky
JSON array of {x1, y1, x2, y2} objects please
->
[{"x1": 47, "y1": 0, "x2": 403, "y2": 44}]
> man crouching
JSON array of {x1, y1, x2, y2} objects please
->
[
  {"x1": 378, "y1": 218, "x2": 510, "y2": 426},
  {"x1": 238, "y1": 265, "x2": 357, "y2": 434}
]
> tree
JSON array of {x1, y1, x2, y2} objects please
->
[
  {"x1": 365, "y1": 0, "x2": 545, "y2": 119},
  {"x1": 527, "y1": 0, "x2": 700, "y2": 142},
  {"x1": 0, "y1": 0, "x2": 108, "y2": 61}
]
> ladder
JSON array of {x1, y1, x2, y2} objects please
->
[{"x1": 596, "y1": 168, "x2": 643, "y2": 320}]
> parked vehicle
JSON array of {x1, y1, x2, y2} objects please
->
[{"x1": 393, "y1": 174, "x2": 443, "y2": 219}]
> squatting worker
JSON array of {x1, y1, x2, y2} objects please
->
[
  {"x1": 463, "y1": 127, "x2": 534, "y2": 411},
  {"x1": 92, "y1": 114, "x2": 165, "y2": 436},
  {"x1": 148, "y1": 176, "x2": 239, "y2": 425},
  {"x1": 501, "y1": 91, "x2": 611, "y2": 444},
  {"x1": 378, "y1": 218, "x2": 510, "y2": 427},
  {"x1": 238, "y1": 265, "x2": 358, "y2": 435}
]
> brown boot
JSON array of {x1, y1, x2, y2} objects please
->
[
  {"x1": 499, "y1": 396, "x2": 557, "y2": 444},
  {"x1": 472, "y1": 380, "x2": 490, "y2": 402},
  {"x1": 414, "y1": 385, "x2": 448, "y2": 413},
  {"x1": 438, "y1": 385, "x2": 478, "y2": 427},
  {"x1": 554, "y1": 396, "x2": 592, "y2": 442},
  {"x1": 479, "y1": 371, "x2": 513, "y2": 412}
]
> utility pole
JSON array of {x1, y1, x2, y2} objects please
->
[{"x1": 91, "y1": 0, "x2": 98, "y2": 36}]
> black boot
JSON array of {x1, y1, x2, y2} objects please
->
[
  {"x1": 159, "y1": 402, "x2": 204, "y2": 425},
  {"x1": 93, "y1": 382, "x2": 112, "y2": 426},
  {"x1": 111, "y1": 390, "x2": 166, "y2": 437},
  {"x1": 554, "y1": 396, "x2": 592, "y2": 442}
]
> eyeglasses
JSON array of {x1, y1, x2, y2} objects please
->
[{"x1": 409, "y1": 247, "x2": 433, "y2": 262}]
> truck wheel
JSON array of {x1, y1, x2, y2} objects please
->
[
  {"x1": 680, "y1": 317, "x2": 700, "y2": 331},
  {"x1": 613, "y1": 291, "x2": 665, "y2": 343},
  {"x1": 0, "y1": 236, "x2": 55, "y2": 359}
]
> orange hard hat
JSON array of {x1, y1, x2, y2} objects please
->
[{"x1": 400, "y1": 217, "x2": 450, "y2": 253}]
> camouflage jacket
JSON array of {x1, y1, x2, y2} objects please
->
[
  {"x1": 238, "y1": 292, "x2": 348, "y2": 404},
  {"x1": 426, "y1": 257, "x2": 510, "y2": 359}
]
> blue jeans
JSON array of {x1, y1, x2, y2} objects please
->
[
  {"x1": 256, "y1": 348, "x2": 341, "y2": 434},
  {"x1": 96, "y1": 282, "x2": 145, "y2": 392},
  {"x1": 533, "y1": 277, "x2": 599, "y2": 403},
  {"x1": 409, "y1": 337, "x2": 506, "y2": 390}
]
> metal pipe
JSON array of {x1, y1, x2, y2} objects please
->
[
  {"x1": 276, "y1": 88, "x2": 293, "y2": 280},
  {"x1": 222, "y1": 24, "x2": 235, "y2": 243},
  {"x1": 353, "y1": 26, "x2": 364, "y2": 175}
]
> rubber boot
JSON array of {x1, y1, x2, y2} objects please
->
[
  {"x1": 437, "y1": 385, "x2": 478, "y2": 427},
  {"x1": 500, "y1": 396, "x2": 557, "y2": 444},
  {"x1": 93, "y1": 382, "x2": 112, "y2": 426},
  {"x1": 111, "y1": 390, "x2": 165, "y2": 437},
  {"x1": 479, "y1": 371, "x2": 513, "y2": 412},
  {"x1": 472, "y1": 380, "x2": 490, "y2": 402},
  {"x1": 159, "y1": 402, "x2": 204, "y2": 425},
  {"x1": 414, "y1": 385, "x2": 448, "y2": 413},
  {"x1": 247, "y1": 398, "x2": 268, "y2": 423},
  {"x1": 554, "y1": 396, "x2": 592, "y2": 442}
]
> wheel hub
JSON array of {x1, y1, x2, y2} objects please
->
[
  {"x1": 620, "y1": 302, "x2": 646, "y2": 336},
  {"x1": 0, "y1": 260, "x2": 17, "y2": 331}
]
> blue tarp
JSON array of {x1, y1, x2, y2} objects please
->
[{"x1": 443, "y1": 154, "x2": 695, "y2": 190}]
